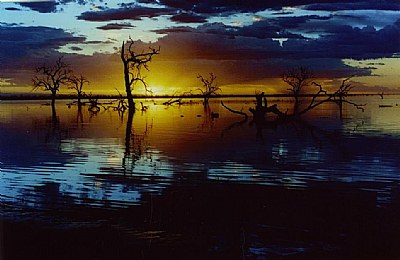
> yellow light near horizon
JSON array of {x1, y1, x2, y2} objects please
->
[{"x1": 343, "y1": 58, "x2": 400, "y2": 90}]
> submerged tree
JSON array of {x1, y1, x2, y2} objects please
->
[
  {"x1": 68, "y1": 74, "x2": 88, "y2": 106},
  {"x1": 120, "y1": 38, "x2": 160, "y2": 110},
  {"x1": 282, "y1": 66, "x2": 314, "y2": 116},
  {"x1": 313, "y1": 76, "x2": 365, "y2": 119},
  {"x1": 33, "y1": 56, "x2": 72, "y2": 111},
  {"x1": 243, "y1": 68, "x2": 364, "y2": 123},
  {"x1": 197, "y1": 73, "x2": 221, "y2": 105}
]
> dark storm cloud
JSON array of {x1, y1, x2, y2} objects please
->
[
  {"x1": 0, "y1": 25, "x2": 85, "y2": 60},
  {"x1": 83, "y1": 40, "x2": 115, "y2": 44},
  {"x1": 272, "y1": 15, "x2": 332, "y2": 29},
  {"x1": 153, "y1": 26, "x2": 295, "y2": 61},
  {"x1": 17, "y1": 0, "x2": 93, "y2": 13},
  {"x1": 305, "y1": 0, "x2": 400, "y2": 11},
  {"x1": 157, "y1": 14, "x2": 340, "y2": 41},
  {"x1": 0, "y1": 25, "x2": 86, "y2": 85},
  {"x1": 153, "y1": 0, "x2": 350, "y2": 14},
  {"x1": 154, "y1": 20, "x2": 308, "y2": 40},
  {"x1": 5, "y1": 7, "x2": 21, "y2": 11},
  {"x1": 306, "y1": 20, "x2": 400, "y2": 59},
  {"x1": 152, "y1": 17, "x2": 400, "y2": 60},
  {"x1": 96, "y1": 22, "x2": 135, "y2": 30},
  {"x1": 153, "y1": 27, "x2": 195, "y2": 34},
  {"x1": 77, "y1": 6, "x2": 173, "y2": 21},
  {"x1": 18, "y1": 1, "x2": 57, "y2": 13},
  {"x1": 69, "y1": 46, "x2": 83, "y2": 51},
  {"x1": 170, "y1": 13, "x2": 208, "y2": 23},
  {"x1": 76, "y1": 0, "x2": 360, "y2": 22}
]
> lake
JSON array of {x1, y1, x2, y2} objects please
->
[{"x1": 1, "y1": 96, "x2": 400, "y2": 259}]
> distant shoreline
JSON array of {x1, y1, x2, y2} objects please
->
[{"x1": 0, "y1": 93, "x2": 393, "y2": 101}]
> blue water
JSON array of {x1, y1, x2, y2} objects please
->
[{"x1": 1, "y1": 96, "x2": 400, "y2": 258}]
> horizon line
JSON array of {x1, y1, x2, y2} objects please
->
[{"x1": 0, "y1": 93, "x2": 396, "y2": 101}]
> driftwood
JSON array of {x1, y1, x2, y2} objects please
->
[
  {"x1": 220, "y1": 101, "x2": 248, "y2": 120},
  {"x1": 248, "y1": 92, "x2": 287, "y2": 120}
]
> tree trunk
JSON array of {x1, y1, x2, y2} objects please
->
[
  {"x1": 51, "y1": 92, "x2": 56, "y2": 107},
  {"x1": 338, "y1": 96, "x2": 343, "y2": 119},
  {"x1": 77, "y1": 94, "x2": 82, "y2": 107},
  {"x1": 203, "y1": 96, "x2": 208, "y2": 105},
  {"x1": 122, "y1": 109, "x2": 134, "y2": 174},
  {"x1": 293, "y1": 95, "x2": 299, "y2": 115},
  {"x1": 123, "y1": 61, "x2": 135, "y2": 110},
  {"x1": 51, "y1": 91, "x2": 57, "y2": 120}
]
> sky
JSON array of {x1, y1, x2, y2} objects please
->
[{"x1": 0, "y1": 0, "x2": 399, "y2": 95}]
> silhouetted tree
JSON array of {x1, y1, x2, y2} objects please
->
[
  {"x1": 197, "y1": 73, "x2": 221, "y2": 105},
  {"x1": 113, "y1": 88, "x2": 128, "y2": 112},
  {"x1": 68, "y1": 74, "x2": 88, "y2": 106},
  {"x1": 313, "y1": 76, "x2": 365, "y2": 119},
  {"x1": 282, "y1": 66, "x2": 314, "y2": 115},
  {"x1": 122, "y1": 111, "x2": 150, "y2": 175},
  {"x1": 229, "y1": 70, "x2": 365, "y2": 124},
  {"x1": 248, "y1": 92, "x2": 286, "y2": 120},
  {"x1": 33, "y1": 56, "x2": 72, "y2": 114},
  {"x1": 280, "y1": 67, "x2": 364, "y2": 119},
  {"x1": 120, "y1": 38, "x2": 160, "y2": 110}
]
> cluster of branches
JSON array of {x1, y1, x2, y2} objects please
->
[
  {"x1": 252, "y1": 67, "x2": 365, "y2": 120},
  {"x1": 33, "y1": 56, "x2": 89, "y2": 108},
  {"x1": 223, "y1": 67, "x2": 364, "y2": 124},
  {"x1": 197, "y1": 72, "x2": 221, "y2": 105},
  {"x1": 282, "y1": 67, "x2": 314, "y2": 115},
  {"x1": 120, "y1": 37, "x2": 160, "y2": 110},
  {"x1": 282, "y1": 67, "x2": 364, "y2": 117},
  {"x1": 162, "y1": 73, "x2": 221, "y2": 107},
  {"x1": 162, "y1": 90, "x2": 193, "y2": 106},
  {"x1": 68, "y1": 74, "x2": 89, "y2": 105}
]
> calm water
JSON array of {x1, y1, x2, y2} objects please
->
[{"x1": 1, "y1": 96, "x2": 400, "y2": 259}]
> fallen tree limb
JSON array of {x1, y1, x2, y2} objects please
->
[{"x1": 221, "y1": 101, "x2": 248, "y2": 120}]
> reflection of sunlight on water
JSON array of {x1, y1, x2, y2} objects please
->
[
  {"x1": 1, "y1": 97, "x2": 400, "y2": 211},
  {"x1": 0, "y1": 134, "x2": 175, "y2": 209},
  {"x1": 342, "y1": 96, "x2": 400, "y2": 137}
]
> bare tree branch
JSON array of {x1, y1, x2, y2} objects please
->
[
  {"x1": 67, "y1": 74, "x2": 89, "y2": 105},
  {"x1": 32, "y1": 56, "x2": 72, "y2": 107},
  {"x1": 197, "y1": 72, "x2": 221, "y2": 105},
  {"x1": 282, "y1": 66, "x2": 314, "y2": 115},
  {"x1": 121, "y1": 38, "x2": 160, "y2": 109},
  {"x1": 221, "y1": 101, "x2": 248, "y2": 120}
]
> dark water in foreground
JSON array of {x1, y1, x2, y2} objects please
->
[{"x1": 1, "y1": 97, "x2": 400, "y2": 259}]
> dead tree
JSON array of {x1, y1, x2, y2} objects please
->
[
  {"x1": 243, "y1": 73, "x2": 364, "y2": 123},
  {"x1": 248, "y1": 92, "x2": 287, "y2": 121},
  {"x1": 326, "y1": 76, "x2": 365, "y2": 118},
  {"x1": 281, "y1": 68, "x2": 364, "y2": 118},
  {"x1": 282, "y1": 67, "x2": 314, "y2": 115},
  {"x1": 197, "y1": 73, "x2": 221, "y2": 105},
  {"x1": 114, "y1": 88, "x2": 128, "y2": 112},
  {"x1": 120, "y1": 38, "x2": 160, "y2": 110},
  {"x1": 68, "y1": 74, "x2": 88, "y2": 106},
  {"x1": 33, "y1": 56, "x2": 72, "y2": 112}
]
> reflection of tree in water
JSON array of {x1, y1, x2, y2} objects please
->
[
  {"x1": 33, "y1": 112, "x2": 62, "y2": 151},
  {"x1": 122, "y1": 110, "x2": 152, "y2": 175},
  {"x1": 199, "y1": 103, "x2": 220, "y2": 131},
  {"x1": 30, "y1": 182, "x2": 74, "y2": 210}
]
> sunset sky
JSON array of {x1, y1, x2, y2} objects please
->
[{"x1": 0, "y1": 0, "x2": 399, "y2": 95}]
